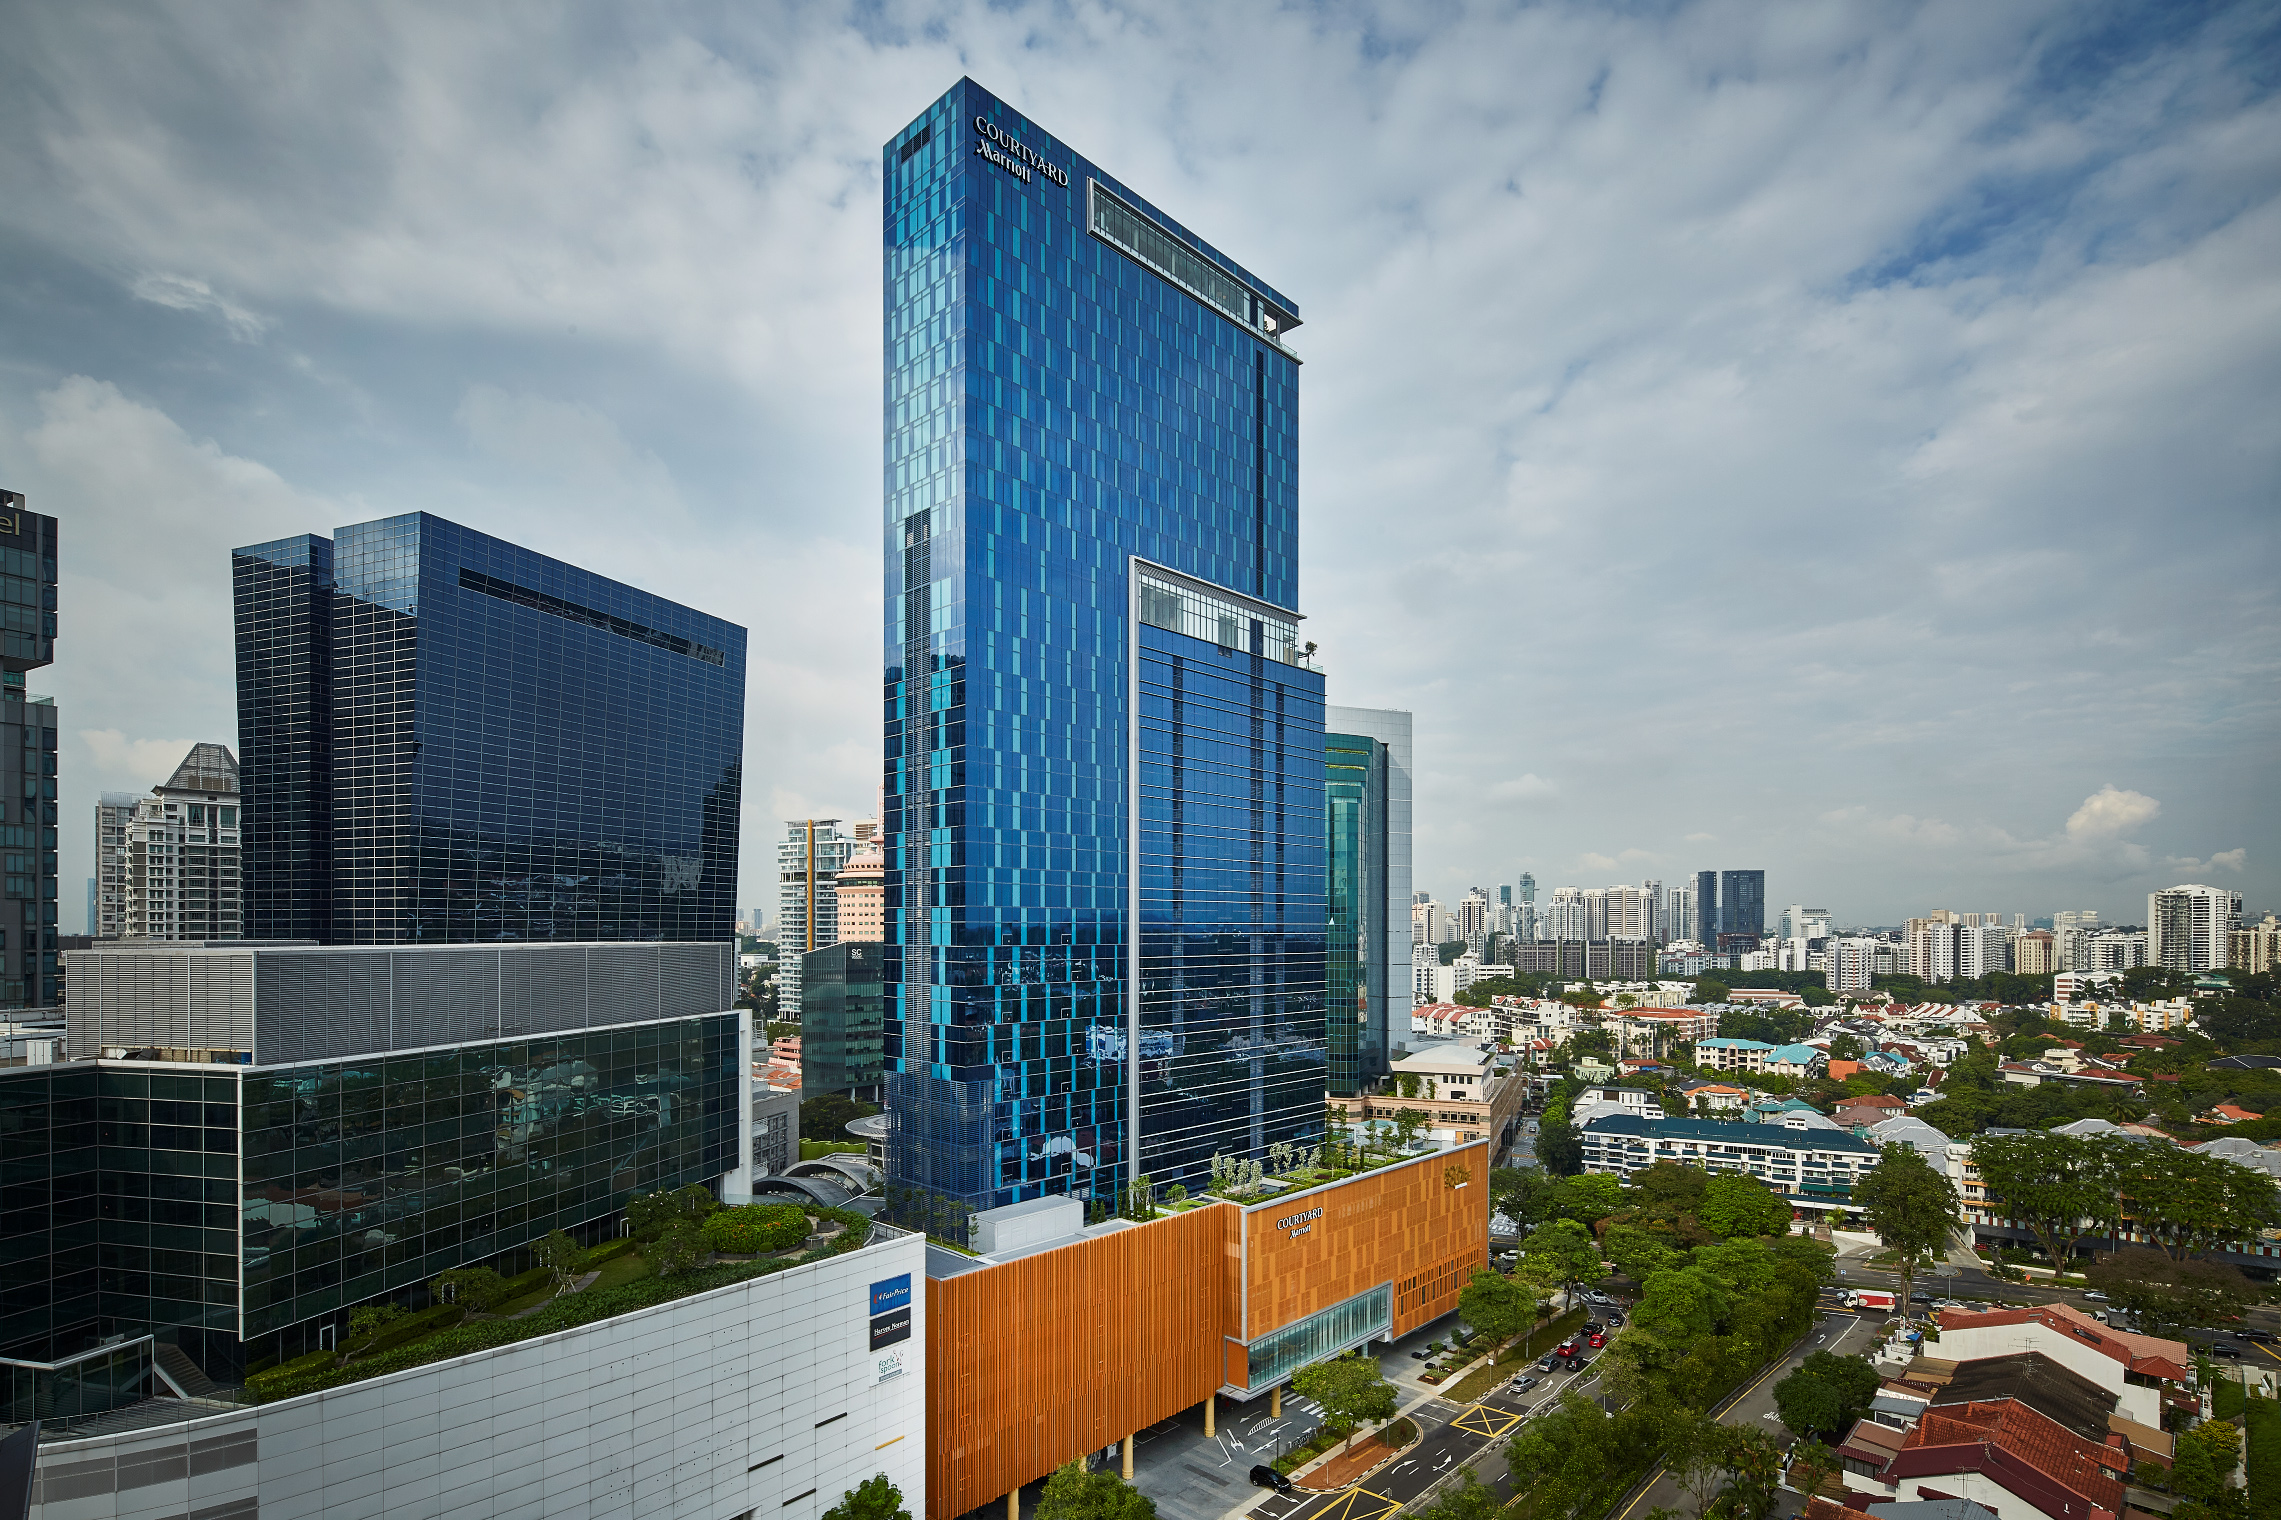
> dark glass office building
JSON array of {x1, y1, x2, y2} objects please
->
[
  {"x1": 233, "y1": 514, "x2": 745, "y2": 944},
  {"x1": 801, "y1": 941, "x2": 887, "y2": 1100},
  {"x1": 1694, "y1": 868, "x2": 1719, "y2": 947},
  {"x1": 1324, "y1": 731, "x2": 1388, "y2": 1098},
  {"x1": 5, "y1": 941, "x2": 738, "y2": 1384},
  {"x1": 1720, "y1": 869, "x2": 1766, "y2": 942},
  {"x1": 0, "y1": 490, "x2": 59, "y2": 1009},
  {"x1": 880, "y1": 80, "x2": 1325, "y2": 1224}
]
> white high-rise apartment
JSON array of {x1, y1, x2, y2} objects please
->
[
  {"x1": 1459, "y1": 888, "x2": 1490, "y2": 945},
  {"x1": 1666, "y1": 884, "x2": 1696, "y2": 947},
  {"x1": 1955, "y1": 923, "x2": 2012, "y2": 979},
  {"x1": 2149, "y1": 884, "x2": 2239, "y2": 971},
  {"x1": 2083, "y1": 930, "x2": 2150, "y2": 971},
  {"x1": 1601, "y1": 885, "x2": 1655, "y2": 940},
  {"x1": 93, "y1": 745, "x2": 243, "y2": 941},
  {"x1": 778, "y1": 818, "x2": 857, "y2": 1008},
  {"x1": 1907, "y1": 919, "x2": 1958, "y2": 982},
  {"x1": 1640, "y1": 879, "x2": 1664, "y2": 939},
  {"x1": 1827, "y1": 937, "x2": 1879, "y2": 993},
  {"x1": 1545, "y1": 887, "x2": 1587, "y2": 941}
]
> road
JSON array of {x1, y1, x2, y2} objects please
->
[{"x1": 1603, "y1": 1301, "x2": 1876, "y2": 1520}]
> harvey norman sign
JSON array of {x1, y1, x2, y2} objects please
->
[{"x1": 974, "y1": 116, "x2": 1069, "y2": 189}]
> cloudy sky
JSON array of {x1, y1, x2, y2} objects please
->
[{"x1": 1, "y1": 0, "x2": 2274, "y2": 930}]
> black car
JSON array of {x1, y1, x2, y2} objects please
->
[
  {"x1": 2238, "y1": 1329, "x2": 2279, "y2": 1344},
  {"x1": 1583, "y1": 1321, "x2": 1605, "y2": 1334},
  {"x1": 1607, "y1": 1313, "x2": 1627, "y2": 1328},
  {"x1": 1251, "y1": 1466, "x2": 1296, "y2": 1493},
  {"x1": 1410, "y1": 1349, "x2": 1431, "y2": 1359},
  {"x1": 2211, "y1": 1343, "x2": 2244, "y2": 1359}
]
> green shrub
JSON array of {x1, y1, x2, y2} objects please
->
[
  {"x1": 247, "y1": 1209, "x2": 873, "y2": 1404},
  {"x1": 625, "y1": 1182, "x2": 719, "y2": 1242},
  {"x1": 702, "y1": 1204, "x2": 811, "y2": 1254},
  {"x1": 2218, "y1": 1378, "x2": 2248, "y2": 1421},
  {"x1": 431, "y1": 1267, "x2": 510, "y2": 1314},
  {"x1": 2248, "y1": 1396, "x2": 2281, "y2": 1520},
  {"x1": 651, "y1": 1218, "x2": 708, "y2": 1276}
]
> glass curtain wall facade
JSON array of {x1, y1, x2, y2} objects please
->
[
  {"x1": 0, "y1": 492, "x2": 60, "y2": 1007},
  {"x1": 1694, "y1": 869, "x2": 1719, "y2": 947},
  {"x1": 234, "y1": 534, "x2": 335, "y2": 944},
  {"x1": 0, "y1": 1019, "x2": 734, "y2": 1381},
  {"x1": 234, "y1": 514, "x2": 746, "y2": 944},
  {"x1": 1719, "y1": 870, "x2": 1766, "y2": 941},
  {"x1": 1324, "y1": 731, "x2": 1387, "y2": 1097},
  {"x1": 880, "y1": 79, "x2": 1320, "y2": 1227},
  {"x1": 801, "y1": 941, "x2": 887, "y2": 1098}
]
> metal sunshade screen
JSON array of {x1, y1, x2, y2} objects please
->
[
  {"x1": 391, "y1": 948, "x2": 500, "y2": 1050},
  {"x1": 659, "y1": 943, "x2": 726, "y2": 1017},
  {"x1": 501, "y1": 944, "x2": 590, "y2": 1035},
  {"x1": 585, "y1": 945, "x2": 653, "y2": 1027}
]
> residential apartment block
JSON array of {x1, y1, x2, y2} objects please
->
[
  {"x1": 1577, "y1": 1112, "x2": 1879, "y2": 1209},
  {"x1": 91, "y1": 744, "x2": 242, "y2": 941}
]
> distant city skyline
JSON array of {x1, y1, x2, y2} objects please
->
[{"x1": 0, "y1": 4, "x2": 2270, "y2": 927}]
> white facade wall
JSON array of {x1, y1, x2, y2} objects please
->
[
  {"x1": 1930, "y1": 1321, "x2": 2160, "y2": 1425},
  {"x1": 29, "y1": 1229, "x2": 927, "y2": 1520}
]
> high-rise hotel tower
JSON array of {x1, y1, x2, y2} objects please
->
[{"x1": 882, "y1": 81, "x2": 1326, "y2": 1225}]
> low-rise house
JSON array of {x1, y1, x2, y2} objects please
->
[
  {"x1": 1696, "y1": 1036, "x2": 1776, "y2": 1073},
  {"x1": 1674, "y1": 1079, "x2": 1748, "y2": 1115},
  {"x1": 1326, "y1": 1042, "x2": 1529, "y2": 1161},
  {"x1": 1577, "y1": 1112, "x2": 1878, "y2": 1206},
  {"x1": 1767, "y1": 1042, "x2": 1825, "y2": 1078},
  {"x1": 1930, "y1": 1306, "x2": 2186, "y2": 1427},
  {"x1": 2200, "y1": 1103, "x2": 2260, "y2": 1125}
]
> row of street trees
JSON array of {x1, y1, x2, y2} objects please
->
[{"x1": 1970, "y1": 1130, "x2": 2279, "y2": 1268}]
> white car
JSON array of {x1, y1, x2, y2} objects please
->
[{"x1": 2083, "y1": 1291, "x2": 2108, "y2": 1301}]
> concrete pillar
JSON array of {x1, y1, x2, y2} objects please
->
[
  {"x1": 1271, "y1": 1385, "x2": 1282, "y2": 1418},
  {"x1": 1122, "y1": 1435, "x2": 1134, "y2": 1480},
  {"x1": 1007, "y1": 1491, "x2": 1019, "y2": 1520},
  {"x1": 1204, "y1": 1393, "x2": 1216, "y2": 1438}
]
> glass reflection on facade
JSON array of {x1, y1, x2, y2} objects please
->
[
  {"x1": 800, "y1": 942, "x2": 887, "y2": 1099},
  {"x1": 879, "y1": 80, "x2": 1321, "y2": 1224},
  {"x1": 1324, "y1": 731, "x2": 1388, "y2": 1098},
  {"x1": 1245, "y1": 1283, "x2": 1390, "y2": 1388},
  {"x1": 239, "y1": 1016, "x2": 735, "y2": 1341},
  {"x1": 0, "y1": 1018, "x2": 733, "y2": 1381},
  {"x1": 234, "y1": 513, "x2": 745, "y2": 945}
]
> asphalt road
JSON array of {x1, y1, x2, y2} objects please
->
[{"x1": 1602, "y1": 1303, "x2": 1876, "y2": 1520}]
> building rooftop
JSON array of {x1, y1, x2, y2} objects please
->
[
  {"x1": 1390, "y1": 1044, "x2": 1492, "y2": 1074},
  {"x1": 1932, "y1": 1352, "x2": 2117, "y2": 1440},
  {"x1": 1578, "y1": 1112, "x2": 1881, "y2": 1154}
]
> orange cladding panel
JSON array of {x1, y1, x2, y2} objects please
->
[
  {"x1": 924, "y1": 1203, "x2": 1235, "y2": 1519},
  {"x1": 1243, "y1": 1141, "x2": 1490, "y2": 1346}
]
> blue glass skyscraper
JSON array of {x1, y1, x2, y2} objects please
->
[
  {"x1": 233, "y1": 514, "x2": 745, "y2": 944},
  {"x1": 881, "y1": 81, "x2": 1325, "y2": 1227}
]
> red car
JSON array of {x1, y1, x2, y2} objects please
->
[
  {"x1": 1554, "y1": 1341, "x2": 1579, "y2": 1359},
  {"x1": 1588, "y1": 1331, "x2": 1607, "y2": 1349}
]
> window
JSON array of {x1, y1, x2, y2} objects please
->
[{"x1": 1246, "y1": 1284, "x2": 1392, "y2": 1388}]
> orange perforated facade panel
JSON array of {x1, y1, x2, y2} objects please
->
[{"x1": 923, "y1": 1144, "x2": 1492, "y2": 1518}]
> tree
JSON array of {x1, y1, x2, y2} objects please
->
[
  {"x1": 1699, "y1": 1174, "x2": 1794, "y2": 1239},
  {"x1": 1771, "y1": 1352, "x2": 1879, "y2": 1440},
  {"x1": 801, "y1": 1091, "x2": 880, "y2": 1142},
  {"x1": 1522, "y1": 1219, "x2": 1608, "y2": 1303},
  {"x1": 1603, "y1": 1224, "x2": 1682, "y2": 1282},
  {"x1": 823, "y1": 1476, "x2": 913, "y2": 1520},
  {"x1": 535, "y1": 1229, "x2": 586, "y2": 1293},
  {"x1": 340, "y1": 1303, "x2": 405, "y2": 1364},
  {"x1": 1393, "y1": 1107, "x2": 1430, "y2": 1151},
  {"x1": 1034, "y1": 1459, "x2": 1157, "y2": 1520},
  {"x1": 627, "y1": 1182, "x2": 718, "y2": 1242},
  {"x1": 1853, "y1": 1144, "x2": 1960, "y2": 1320},
  {"x1": 1559, "y1": 1173, "x2": 1626, "y2": 1226},
  {"x1": 1291, "y1": 1351, "x2": 1397, "y2": 1451},
  {"x1": 2129, "y1": 1146, "x2": 2280, "y2": 1261},
  {"x1": 1791, "y1": 1440, "x2": 1842, "y2": 1500},
  {"x1": 1829, "y1": 1034, "x2": 1866, "y2": 1061},
  {"x1": 2086, "y1": 1247, "x2": 2263, "y2": 1341},
  {"x1": 2172, "y1": 1417, "x2": 2242, "y2": 1510},
  {"x1": 650, "y1": 1216, "x2": 708, "y2": 1276},
  {"x1": 1968, "y1": 1131, "x2": 2127, "y2": 1271},
  {"x1": 1459, "y1": 1268, "x2": 1535, "y2": 1347},
  {"x1": 1537, "y1": 1110, "x2": 1585, "y2": 1175},
  {"x1": 431, "y1": 1266, "x2": 509, "y2": 1314},
  {"x1": 1491, "y1": 1166, "x2": 1561, "y2": 1228},
  {"x1": 1668, "y1": 1412, "x2": 1730, "y2": 1519},
  {"x1": 1708, "y1": 1427, "x2": 1784, "y2": 1520},
  {"x1": 1693, "y1": 980, "x2": 1731, "y2": 1005}
]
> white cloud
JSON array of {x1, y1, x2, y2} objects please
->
[
  {"x1": 0, "y1": 3, "x2": 2273, "y2": 921},
  {"x1": 1487, "y1": 774, "x2": 1558, "y2": 803},
  {"x1": 2066, "y1": 786, "x2": 2162, "y2": 839},
  {"x1": 80, "y1": 730, "x2": 200, "y2": 796},
  {"x1": 128, "y1": 272, "x2": 267, "y2": 340},
  {"x1": 1579, "y1": 852, "x2": 1616, "y2": 872}
]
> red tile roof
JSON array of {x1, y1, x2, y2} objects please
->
[{"x1": 1936, "y1": 1304, "x2": 2189, "y2": 1380}]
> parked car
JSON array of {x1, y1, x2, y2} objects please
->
[
  {"x1": 2083, "y1": 1291, "x2": 2108, "y2": 1302},
  {"x1": 1410, "y1": 1349, "x2": 1432, "y2": 1359},
  {"x1": 1251, "y1": 1466, "x2": 1296, "y2": 1493},
  {"x1": 2238, "y1": 1329, "x2": 2279, "y2": 1344}
]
